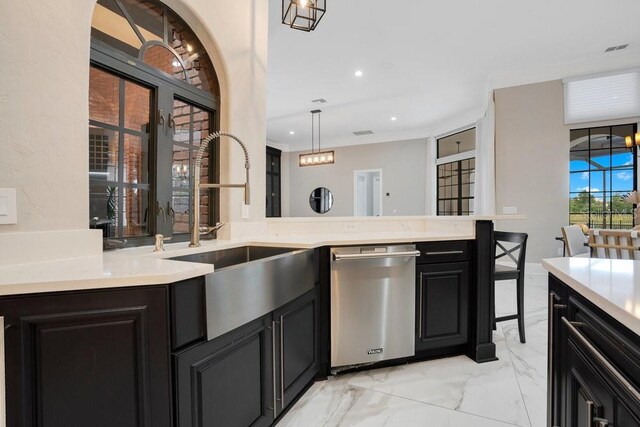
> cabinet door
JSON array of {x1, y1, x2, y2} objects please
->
[
  {"x1": 0, "y1": 287, "x2": 171, "y2": 427},
  {"x1": 547, "y1": 281, "x2": 567, "y2": 427},
  {"x1": 565, "y1": 334, "x2": 617, "y2": 426},
  {"x1": 415, "y1": 262, "x2": 469, "y2": 352},
  {"x1": 174, "y1": 315, "x2": 274, "y2": 427},
  {"x1": 273, "y1": 288, "x2": 319, "y2": 413}
]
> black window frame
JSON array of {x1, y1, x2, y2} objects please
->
[
  {"x1": 436, "y1": 128, "x2": 476, "y2": 216},
  {"x1": 90, "y1": 32, "x2": 220, "y2": 247},
  {"x1": 569, "y1": 123, "x2": 638, "y2": 229},
  {"x1": 436, "y1": 158, "x2": 475, "y2": 216}
]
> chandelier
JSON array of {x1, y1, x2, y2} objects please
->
[
  {"x1": 299, "y1": 110, "x2": 334, "y2": 167},
  {"x1": 282, "y1": 0, "x2": 326, "y2": 32}
]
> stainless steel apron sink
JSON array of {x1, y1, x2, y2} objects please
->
[{"x1": 171, "y1": 246, "x2": 315, "y2": 340}]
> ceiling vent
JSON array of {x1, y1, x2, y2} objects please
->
[
  {"x1": 605, "y1": 44, "x2": 629, "y2": 53},
  {"x1": 353, "y1": 130, "x2": 374, "y2": 136},
  {"x1": 311, "y1": 98, "x2": 327, "y2": 103}
]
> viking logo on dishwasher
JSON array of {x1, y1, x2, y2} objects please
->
[{"x1": 367, "y1": 348, "x2": 383, "y2": 355}]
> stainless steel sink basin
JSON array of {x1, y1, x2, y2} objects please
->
[
  {"x1": 171, "y1": 245, "x2": 297, "y2": 270},
  {"x1": 171, "y1": 245, "x2": 315, "y2": 340}
]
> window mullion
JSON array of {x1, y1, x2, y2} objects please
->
[
  {"x1": 155, "y1": 86, "x2": 175, "y2": 237},
  {"x1": 189, "y1": 105, "x2": 195, "y2": 234},
  {"x1": 117, "y1": 78, "x2": 126, "y2": 237}
]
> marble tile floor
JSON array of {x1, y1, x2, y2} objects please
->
[{"x1": 278, "y1": 268, "x2": 549, "y2": 427}]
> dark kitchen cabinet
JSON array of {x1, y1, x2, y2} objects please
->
[
  {"x1": 548, "y1": 279, "x2": 566, "y2": 427},
  {"x1": 414, "y1": 240, "x2": 471, "y2": 356},
  {"x1": 0, "y1": 287, "x2": 172, "y2": 427},
  {"x1": 266, "y1": 146, "x2": 282, "y2": 218},
  {"x1": 173, "y1": 288, "x2": 319, "y2": 426},
  {"x1": 415, "y1": 261, "x2": 469, "y2": 353},
  {"x1": 170, "y1": 276, "x2": 207, "y2": 351},
  {"x1": 174, "y1": 315, "x2": 275, "y2": 427},
  {"x1": 548, "y1": 274, "x2": 640, "y2": 427},
  {"x1": 273, "y1": 288, "x2": 319, "y2": 412},
  {"x1": 566, "y1": 334, "x2": 618, "y2": 426}
]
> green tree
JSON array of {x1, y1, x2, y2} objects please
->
[
  {"x1": 610, "y1": 194, "x2": 632, "y2": 214},
  {"x1": 570, "y1": 191, "x2": 596, "y2": 214}
]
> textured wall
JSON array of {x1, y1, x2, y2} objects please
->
[{"x1": 0, "y1": 0, "x2": 268, "y2": 234}]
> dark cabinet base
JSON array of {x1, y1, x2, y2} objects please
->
[
  {"x1": 0, "y1": 287, "x2": 172, "y2": 427},
  {"x1": 415, "y1": 261, "x2": 469, "y2": 353},
  {"x1": 174, "y1": 315, "x2": 275, "y2": 427},
  {"x1": 549, "y1": 274, "x2": 640, "y2": 427},
  {"x1": 274, "y1": 287, "x2": 319, "y2": 411},
  {"x1": 173, "y1": 288, "x2": 320, "y2": 426}
]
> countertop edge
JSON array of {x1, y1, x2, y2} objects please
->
[
  {"x1": 0, "y1": 233, "x2": 474, "y2": 296},
  {"x1": 0, "y1": 259, "x2": 213, "y2": 297},
  {"x1": 542, "y1": 259, "x2": 640, "y2": 336}
]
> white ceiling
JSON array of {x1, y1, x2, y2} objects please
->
[{"x1": 266, "y1": 0, "x2": 640, "y2": 152}]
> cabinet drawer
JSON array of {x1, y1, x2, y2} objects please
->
[{"x1": 416, "y1": 241, "x2": 470, "y2": 264}]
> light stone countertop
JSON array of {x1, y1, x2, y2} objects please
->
[
  {"x1": 0, "y1": 254, "x2": 214, "y2": 296},
  {"x1": 0, "y1": 229, "x2": 474, "y2": 296},
  {"x1": 543, "y1": 257, "x2": 640, "y2": 336}
]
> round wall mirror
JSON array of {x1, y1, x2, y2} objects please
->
[{"x1": 309, "y1": 187, "x2": 334, "y2": 214}]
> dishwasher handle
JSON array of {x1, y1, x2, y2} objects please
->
[{"x1": 333, "y1": 250, "x2": 420, "y2": 261}]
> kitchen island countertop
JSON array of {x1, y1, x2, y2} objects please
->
[{"x1": 543, "y1": 257, "x2": 640, "y2": 336}]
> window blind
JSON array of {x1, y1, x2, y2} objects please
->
[{"x1": 564, "y1": 70, "x2": 640, "y2": 124}]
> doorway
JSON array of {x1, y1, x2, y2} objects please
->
[{"x1": 354, "y1": 169, "x2": 383, "y2": 216}]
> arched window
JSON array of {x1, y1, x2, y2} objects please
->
[{"x1": 89, "y1": 0, "x2": 220, "y2": 244}]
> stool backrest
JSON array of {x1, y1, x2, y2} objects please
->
[
  {"x1": 588, "y1": 229, "x2": 640, "y2": 260},
  {"x1": 561, "y1": 225, "x2": 589, "y2": 257},
  {"x1": 494, "y1": 231, "x2": 528, "y2": 271}
]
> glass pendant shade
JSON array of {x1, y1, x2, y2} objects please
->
[
  {"x1": 625, "y1": 132, "x2": 640, "y2": 148},
  {"x1": 299, "y1": 150, "x2": 334, "y2": 167},
  {"x1": 282, "y1": 0, "x2": 326, "y2": 32}
]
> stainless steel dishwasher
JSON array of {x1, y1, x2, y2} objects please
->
[{"x1": 330, "y1": 244, "x2": 420, "y2": 369}]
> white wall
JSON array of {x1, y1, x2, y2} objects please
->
[
  {"x1": 495, "y1": 80, "x2": 640, "y2": 262},
  {"x1": 286, "y1": 138, "x2": 428, "y2": 217},
  {"x1": 0, "y1": 0, "x2": 268, "y2": 234}
]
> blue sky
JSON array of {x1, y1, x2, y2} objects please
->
[{"x1": 570, "y1": 152, "x2": 634, "y2": 194}]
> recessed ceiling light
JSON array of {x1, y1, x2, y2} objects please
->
[
  {"x1": 289, "y1": 130, "x2": 295, "y2": 135},
  {"x1": 354, "y1": 70, "x2": 363, "y2": 77},
  {"x1": 390, "y1": 117, "x2": 397, "y2": 121}
]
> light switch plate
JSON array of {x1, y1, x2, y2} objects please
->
[
  {"x1": 0, "y1": 188, "x2": 17, "y2": 224},
  {"x1": 502, "y1": 206, "x2": 518, "y2": 215}
]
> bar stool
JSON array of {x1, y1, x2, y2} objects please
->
[{"x1": 493, "y1": 231, "x2": 528, "y2": 343}]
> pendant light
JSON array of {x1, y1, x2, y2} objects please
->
[
  {"x1": 299, "y1": 110, "x2": 334, "y2": 167},
  {"x1": 282, "y1": 0, "x2": 326, "y2": 32},
  {"x1": 625, "y1": 132, "x2": 640, "y2": 148}
]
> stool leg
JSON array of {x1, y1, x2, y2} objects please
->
[{"x1": 516, "y1": 274, "x2": 526, "y2": 343}]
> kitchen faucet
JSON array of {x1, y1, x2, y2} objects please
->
[{"x1": 190, "y1": 131, "x2": 250, "y2": 247}]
